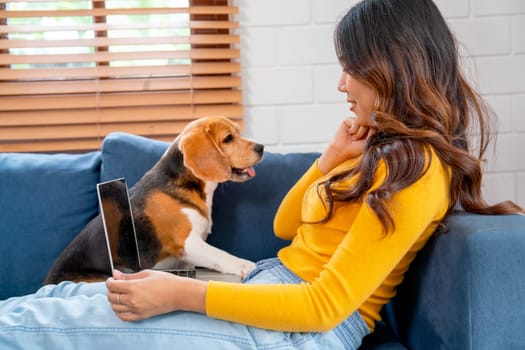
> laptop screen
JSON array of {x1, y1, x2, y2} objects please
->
[
  {"x1": 97, "y1": 178, "x2": 142, "y2": 273},
  {"x1": 97, "y1": 178, "x2": 196, "y2": 278}
]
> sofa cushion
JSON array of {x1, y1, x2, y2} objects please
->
[
  {"x1": 100, "y1": 132, "x2": 169, "y2": 185},
  {"x1": 99, "y1": 132, "x2": 319, "y2": 261},
  {"x1": 0, "y1": 152, "x2": 101, "y2": 299}
]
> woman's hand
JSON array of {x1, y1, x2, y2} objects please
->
[
  {"x1": 318, "y1": 117, "x2": 376, "y2": 174},
  {"x1": 106, "y1": 269, "x2": 207, "y2": 322}
]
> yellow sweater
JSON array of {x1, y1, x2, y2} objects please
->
[{"x1": 206, "y1": 150, "x2": 450, "y2": 332}]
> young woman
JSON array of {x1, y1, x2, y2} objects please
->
[{"x1": 1, "y1": 0, "x2": 523, "y2": 348}]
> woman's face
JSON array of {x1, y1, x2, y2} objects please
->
[{"x1": 338, "y1": 71, "x2": 376, "y2": 126}]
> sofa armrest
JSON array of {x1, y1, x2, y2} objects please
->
[
  {"x1": 0, "y1": 152, "x2": 101, "y2": 299},
  {"x1": 387, "y1": 212, "x2": 525, "y2": 350}
]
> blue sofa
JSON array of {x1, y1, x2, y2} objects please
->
[{"x1": 1, "y1": 132, "x2": 524, "y2": 349}]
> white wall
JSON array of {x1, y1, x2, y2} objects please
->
[{"x1": 236, "y1": 0, "x2": 525, "y2": 208}]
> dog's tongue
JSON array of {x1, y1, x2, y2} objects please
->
[{"x1": 246, "y1": 167, "x2": 256, "y2": 177}]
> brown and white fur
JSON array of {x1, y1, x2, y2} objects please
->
[{"x1": 45, "y1": 116, "x2": 263, "y2": 284}]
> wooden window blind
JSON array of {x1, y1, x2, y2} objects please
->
[{"x1": 0, "y1": 0, "x2": 242, "y2": 153}]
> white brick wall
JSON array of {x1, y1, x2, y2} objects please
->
[{"x1": 237, "y1": 0, "x2": 525, "y2": 207}]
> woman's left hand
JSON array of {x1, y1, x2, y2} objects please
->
[{"x1": 106, "y1": 269, "x2": 207, "y2": 322}]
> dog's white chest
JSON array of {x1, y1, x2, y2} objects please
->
[
  {"x1": 204, "y1": 181, "x2": 217, "y2": 233},
  {"x1": 205, "y1": 181, "x2": 217, "y2": 203},
  {"x1": 180, "y1": 181, "x2": 217, "y2": 241}
]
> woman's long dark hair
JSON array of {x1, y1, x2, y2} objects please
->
[{"x1": 320, "y1": 0, "x2": 524, "y2": 233}]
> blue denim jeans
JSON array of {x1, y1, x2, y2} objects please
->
[{"x1": 0, "y1": 258, "x2": 369, "y2": 349}]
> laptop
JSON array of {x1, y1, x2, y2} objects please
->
[{"x1": 96, "y1": 178, "x2": 196, "y2": 278}]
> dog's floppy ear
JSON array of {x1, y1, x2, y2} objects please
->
[{"x1": 179, "y1": 127, "x2": 231, "y2": 182}]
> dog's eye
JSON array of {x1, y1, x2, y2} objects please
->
[{"x1": 222, "y1": 134, "x2": 233, "y2": 143}]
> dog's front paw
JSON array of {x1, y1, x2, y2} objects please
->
[{"x1": 230, "y1": 259, "x2": 256, "y2": 278}]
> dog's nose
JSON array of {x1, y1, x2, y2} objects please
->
[{"x1": 254, "y1": 143, "x2": 264, "y2": 156}]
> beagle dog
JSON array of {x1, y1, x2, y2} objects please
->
[{"x1": 45, "y1": 116, "x2": 263, "y2": 284}]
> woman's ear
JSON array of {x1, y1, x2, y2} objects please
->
[{"x1": 179, "y1": 128, "x2": 231, "y2": 182}]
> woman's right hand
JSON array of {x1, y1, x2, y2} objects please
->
[{"x1": 317, "y1": 117, "x2": 376, "y2": 174}]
